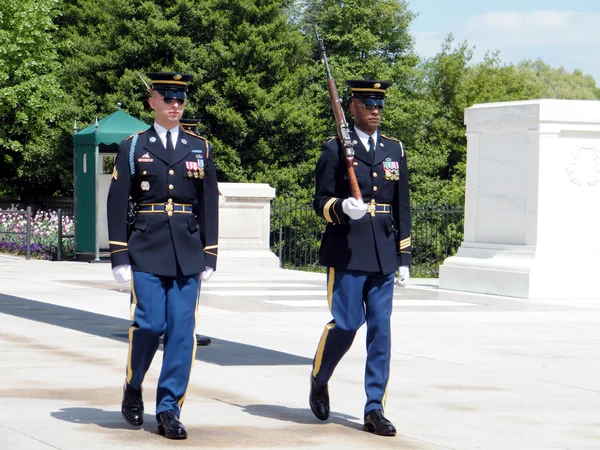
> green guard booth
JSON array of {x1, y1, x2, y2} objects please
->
[{"x1": 73, "y1": 109, "x2": 148, "y2": 261}]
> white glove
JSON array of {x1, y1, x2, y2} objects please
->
[
  {"x1": 112, "y1": 265, "x2": 131, "y2": 283},
  {"x1": 219, "y1": 195, "x2": 226, "y2": 206},
  {"x1": 200, "y1": 266, "x2": 214, "y2": 282},
  {"x1": 395, "y1": 266, "x2": 410, "y2": 287},
  {"x1": 342, "y1": 197, "x2": 368, "y2": 220}
]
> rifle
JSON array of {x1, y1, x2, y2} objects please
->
[{"x1": 315, "y1": 31, "x2": 362, "y2": 200}]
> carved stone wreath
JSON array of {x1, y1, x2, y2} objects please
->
[{"x1": 565, "y1": 145, "x2": 600, "y2": 187}]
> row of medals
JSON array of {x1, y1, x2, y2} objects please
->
[
  {"x1": 384, "y1": 169, "x2": 399, "y2": 181},
  {"x1": 187, "y1": 169, "x2": 205, "y2": 179}
]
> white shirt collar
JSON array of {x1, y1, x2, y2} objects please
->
[
  {"x1": 353, "y1": 127, "x2": 378, "y2": 152},
  {"x1": 153, "y1": 122, "x2": 179, "y2": 148}
]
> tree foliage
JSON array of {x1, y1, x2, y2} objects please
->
[{"x1": 0, "y1": 0, "x2": 70, "y2": 196}]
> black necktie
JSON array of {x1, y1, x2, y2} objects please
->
[
  {"x1": 368, "y1": 136, "x2": 375, "y2": 163},
  {"x1": 166, "y1": 130, "x2": 175, "y2": 153}
]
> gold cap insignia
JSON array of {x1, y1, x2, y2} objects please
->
[
  {"x1": 373, "y1": 83, "x2": 381, "y2": 89},
  {"x1": 173, "y1": 74, "x2": 182, "y2": 80}
]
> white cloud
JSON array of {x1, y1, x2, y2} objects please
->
[
  {"x1": 412, "y1": 10, "x2": 600, "y2": 81},
  {"x1": 413, "y1": 31, "x2": 445, "y2": 58},
  {"x1": 464, "y1": 11, "x2": 600, "y2": 47}
]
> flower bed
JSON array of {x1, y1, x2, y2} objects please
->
[{"x1": 0, "y1": 209, "x2": 74, "y2": 260}]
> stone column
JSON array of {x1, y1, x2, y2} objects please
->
[
  {"x1": 217, "y1": 182, "x2": 280, "y2": 269},
  {"x1": 439, "y1": 100, "x2": 600, "y2": 298}
]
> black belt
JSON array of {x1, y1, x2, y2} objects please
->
[{"x1": 138, "y1": 203, "x2": 193, "y2": 214}]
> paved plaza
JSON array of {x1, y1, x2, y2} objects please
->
[{"x1": 1, "y1": 254, "x2": 600, "y2": 449}]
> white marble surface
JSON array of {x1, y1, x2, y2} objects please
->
[
  {"x1": 440, "y1": 100, "x2": 600, "y2": 298},
  {"x1": 218, "y1": 182, "x2": 280, "y2": 268}
]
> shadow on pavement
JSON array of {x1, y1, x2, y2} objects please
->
[
  {"x1": 224, "y1": 401, "x2": 362, "y2": 432},
  {"x1": 0, "y1": 293, "x2": 311, "y2": 367},
  {"x1": 50, "y1": 407, "x2": 158, "y2": 434}
]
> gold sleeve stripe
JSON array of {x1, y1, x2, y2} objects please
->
[
  {"x1": 399, "y1": 237, "x2": 411, "y2": 251},
  {"x1": 110, "y1": 248, "x2": 128, "y2": 255},
  {"x1": 331, "y1": 199, "x2": 341, "y2": 223},
  {"x1": 204, "y1": 245, "x2": 218, "y2": 250},
  {"x1": 400, "y1": 251, "x2": 411, "y2": 254},
  {"x1": 205, "y1": 251, "x2": 218, "y2": 257},
  {"x1": 322, "y1": 198, "x2": 337, "y2": 223},
  {"x1": 109, "y1": 241, "x2": 128, "y2": 246}
]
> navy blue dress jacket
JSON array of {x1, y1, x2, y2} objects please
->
[
  {"x1": 107, "y1": 126, "x2": 219, "y2": 277},
  {"x1": 313, "y1": 130, "x2": 411, "y2": 275}
]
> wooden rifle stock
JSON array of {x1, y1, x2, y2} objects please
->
[{"x1": 317, "y1": 33, "x2": 362, "y2": 200}]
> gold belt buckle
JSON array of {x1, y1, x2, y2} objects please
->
[
  {"x1": 366, "y1": 199, "x2": 376, "y2": 217},
  {"x1": 165, "y1": 199, "x2": 174, "y2": 216}
]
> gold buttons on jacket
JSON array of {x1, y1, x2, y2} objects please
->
[
  {"x1": 169, "y1": 184, "x2": 174, "y2": 190},
  {"x1": 373, "y1": 186, "x2": 378, "y2": 191},
  {"x1": 142, "y1": 171, "x2": 147, "y2": 175},
  {"x1": 373, "y1": 172, "x2": 377, "y2": 177},
  {"x1": 169, "y1": 169, "x2": 174, "y2": 175}
]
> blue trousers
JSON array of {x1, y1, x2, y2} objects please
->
[
  {"x1": 126, "y1": 270, "x2": 200, "y2": 416},
  {"x1": 312, "y1": 268, "x2": 394, "y2": 415}
]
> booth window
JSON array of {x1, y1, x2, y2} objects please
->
[{"x1": 102, "y1": 155, "x2": 116, "y2": 174}]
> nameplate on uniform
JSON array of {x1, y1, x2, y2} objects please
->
[{"x1": 138, "y1": 152, "x2": 153, "y2": 163}]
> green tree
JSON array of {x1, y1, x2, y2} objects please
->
[
  {"x1": 0, "y1": 0, "x2": 70, "y2": 196},
  {"x1": 184, "y1": 0, "x2": 326, "y2": 200},
  {"x1": 57, "y1": 0, "x2": 324, "y2": 200}
]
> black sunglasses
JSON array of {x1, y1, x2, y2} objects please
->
[
  {"x1": 362, "y1": 103, "x2": 384, "y2": 111},
  {"x1": 163, "y1": 97, "x2": 186, "y2": 105}
]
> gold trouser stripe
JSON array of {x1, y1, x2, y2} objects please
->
[
  {"x1": 111, "y1": 248, "x2": 128, "y2": 255},
  {"x1": 327, "y1": 267, "x2": 335, "y2": 311},
  {"x1": 312, "y1": 322, "x2": 335, "y2": 379},
  {"x1": 322, "y1": 198, "x2": 337, "y2": 223},
  {"x1": 126, "y1": 278, "x2": 138, "y2": 384},
  {"x1": 205, "y1": 251, "x2": 217, "y2": 257},
  {"x1": 178, "y1": 287, "x2": 200, "y2": 408},
  {"x1": 204, "y1": 245, "x2": 218, "y2": 250},
  {"x1": 382, "y1": 384, "x2": 389, "y2": 411},
  {"x1": 312, "y1": 267, "x2": 337, "y2": 379},
  {"x1": 109, "y1": 240, "x2": 128, "y2": 246}
]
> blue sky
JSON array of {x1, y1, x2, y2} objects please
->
[{"x1": 409, "y1": 0, "x2": 600, "y2": 83}]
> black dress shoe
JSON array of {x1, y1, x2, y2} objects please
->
[
  {"x1": 196, "y1": 334, "x2": 212, "y2": 346},
  {"x1": 363, "y1": 409, "x2": 397, "y2": 436},
  {"x1": 309, "y1": 376, "x2": 329, "y2": 421},
  {"x1": 121, "y1": 383, "x2": 144, "y2": 426},
  {"x1": 156, "y1": 410, "x2": 187, "y2": 439}
]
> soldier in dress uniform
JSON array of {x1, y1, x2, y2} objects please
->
[
  {"x1": 308, "y1": 80, "x2": 411, "y2": 437},
  {"x1": 107, "y1": 72, "x2": 219, "y2": 440},
  {"x1": 179, "y1": 118, "x2": 215, "y2": 348}
]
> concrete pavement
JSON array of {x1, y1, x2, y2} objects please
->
[{"x1": 1, "y1": 254, "x2": 600, "y2": 449}]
